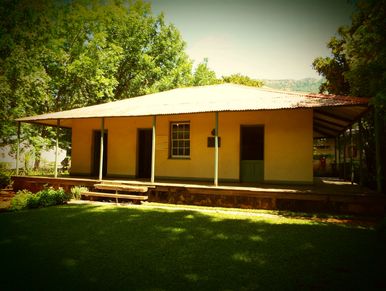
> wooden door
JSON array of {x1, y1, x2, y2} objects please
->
[
  {"x1": 137, "y1": 129, "x2": 153, "y2": 178},
  {"x1": 240, "y1": 126, "x2": 264, "y2": 182}
]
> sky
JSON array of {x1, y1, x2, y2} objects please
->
[{"x1": 151, "y1": 0, "x2": 354, "y2": 80}]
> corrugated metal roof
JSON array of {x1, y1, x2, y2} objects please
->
[{"x1": 17, "y1": 84, "x2": 369, "y2": 124}]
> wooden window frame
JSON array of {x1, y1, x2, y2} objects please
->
[{"x1": 170, "y1": 121, "x2": 190, "y2": 159}]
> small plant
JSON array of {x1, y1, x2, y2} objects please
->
[
  {"x1": 70, "y1": 186, "x2": 88, "y2": 200},
  {"x1": 10, "y1": 190, "x2": 34, "y2": 211},
  {"x1": 26, "y1": 194, "x2": 40, "y2": 209},
  {"x1": 10, "y1": 187, "x2": 71, "y2": 211},
  {"x1": 0, "y1": 170, "x2": 11, "y2": 189}
]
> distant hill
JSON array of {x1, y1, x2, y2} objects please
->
[{"x1": 263, "y1": 78, "x2": 323, "y2": 93}]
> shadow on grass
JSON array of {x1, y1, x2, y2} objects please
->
[{"x1": 0, "y1": 204, "x2": 385, "y2": 290}]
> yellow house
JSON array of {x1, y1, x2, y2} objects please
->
[{"x1": 17, "y1": 84, "x2": 368, "y2": 185}]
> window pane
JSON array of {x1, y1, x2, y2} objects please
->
[{"x1": 171, "y1": 122, "x2": 190, "y2": 157}]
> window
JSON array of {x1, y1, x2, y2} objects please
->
[{"x1": 171, "y1": 122, "x2": 190, "y2": 158}]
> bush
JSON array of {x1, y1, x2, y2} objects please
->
[
  {"x1": 10, "y1": 190, "x2": 34, "y2": 211},
  {"x1": 26, "y1": 194, "x2": 40, "y2": 209},
  {"x1": 0, "y1": 171, "x2": 11, "y2": 189},
  {"x1": 70, "y1": 186, "x2": 88, "y2": 200},
  {"x1": 10, "y1": 187, "x2": 71, "y2": 211}
]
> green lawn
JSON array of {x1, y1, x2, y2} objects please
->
[{"x1": 0, "y1": 203, "x2": 385, "y2": 290}]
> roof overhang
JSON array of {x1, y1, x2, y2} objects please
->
[
  {"x1": 16, "y1": 84, "x2": 370, "y2": 137},
  {"x1": 313, "y1": 104, "x2": 369, "y2": 138}
]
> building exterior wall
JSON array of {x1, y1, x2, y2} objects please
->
[
  {"x1": 71, "y1": 109, "x2": 313, "y2": 183},
  {"x1": 71, "y1": 118, "x2": 98, "y2": 175}
]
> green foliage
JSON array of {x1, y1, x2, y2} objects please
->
[
  {"x1": 10, "y1": 187, "x2": 70, "y2": 211},
  {"x1": 70, "y1": 186, "x2": 88, "y2": 200},
  {"x1": 264, "y1": 78, "x2": 323, "y2": 93},
  {"x1": 10, "y1": 189, "x2": 33, "y2": 211},
  {"x1": 0, "y1": 170, "x2": 11, "y2": 189},
  {"x1": 26, "y1": 194, "x2": 40, "y2": 209},
  {"x1": 192, "y1": 58, "x2": 219, "y2": 86},
  {"x1": 312, "y1": 0, "x2": 386, "y2": 191},
  {"x1": 312, "y1": 0, "x2": 386, "y2": 103},
  {"x1": 312, "y1": 36, "x2": 351, "y2": 95},
  {"x1": 0, "y1": 0, "x2": 192, "y2": 160},
  {"x1": 222, "y1": 73, "x2": 263, "y2": 88}
]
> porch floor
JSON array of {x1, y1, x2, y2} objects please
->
[
  {"x1": 11, "y1": 175, "x2": 385, "y2": 214},
  {"x1": 105, "y1": 177, "x2": 378, "y2": 196}
]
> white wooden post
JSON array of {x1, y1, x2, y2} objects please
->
[
  {"x1": 54, "y1": 119, "x2": 60, "y2": 178},
  {"x1": 151, "y1": 115, "x2": 156, "y2": 183},
  {"x1": 16, "y1": 122, "x2": 21, "y2": 176},
  {"x1": 214, "y1": 112, "x2": 219, "y2": 186},
  {"x1": 99, "y1": 117, "x2": 105, "y2": 181}
]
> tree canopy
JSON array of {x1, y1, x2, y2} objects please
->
[
  {"x1": 192, "y1": 58, "x2": 218, "y2": 86},
  {"x1": 312, "y1": 0, "x2": 386, "y2": 191},
  {"x1": 312, "y1": 0, "x2": 386, "y2": 104},
  {"x1": 0, "y1": 0, "x2": 194, "y2": 165},
  {"x1": 222, "y1": 74, "x2": 263, "y2": 88},
  {"x1": 0, "y1": 0, "x2": 265, "y2": 169}
]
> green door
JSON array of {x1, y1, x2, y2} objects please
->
[{"x1": 240, "y1": 126, "x2": 264, "y2": 182}]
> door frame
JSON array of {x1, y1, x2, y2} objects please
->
[
  {"x1": 136, "y1": 128, "x2": 153, "y2": 178},
  {"x1": 239, "y1": 125, "x2": 265, "y2": 182},
  {"x1": 91, "y1": 130, "x2": 108, "y2": 177}
]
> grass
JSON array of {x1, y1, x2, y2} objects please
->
[{"x1": 0, "y1": 203, "x2": 385, "y2": 290}]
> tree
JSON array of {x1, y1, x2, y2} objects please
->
[
  {"x1": 312, "y1": 0, "x2": 386, "y2": 191},
  {"x1": 192, "y1": 58, "x2": 219, "y2": 86},
  {"x1": 312, "y1": 35, "x2": 350, "y2": 95},
  {"x1": 312, "y1": 0, "x2": 386, "y2": 101},
  {"x1": 0, "y1": 0, "x2": 193, "y2": 168},
  {"x1": 222, "y1": 74, "x2": 263, "y2": 88}
]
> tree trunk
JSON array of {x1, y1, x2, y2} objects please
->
[{"x1": 34, "y1": 151, "x2": 41, "y2": 170}]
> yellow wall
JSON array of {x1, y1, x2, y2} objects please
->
[
  {"x1": 71, "y1": 109, "x2": 313, "y2": 183},
  {"x1": 71, "y1": 118, "x2": 98, "y2": 175}
]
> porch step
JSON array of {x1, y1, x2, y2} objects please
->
[
  {"x1": 94, "y1": 183, "x2": 149, "y2": 193},
  {"x1": 81, "y1": 191, "x2": 148, "y2": 201}
]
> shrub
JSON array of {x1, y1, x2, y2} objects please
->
[
  {"x1": 10, "y1": 190, "x2": 34, "y2": 211},
  {"x1": 50, "y1": 188, "x2": 70, "y2": 205},
  {"x1": 70, "y1": 186, "x2": 88, "y2": 200},
  {"x1": 26, "y1": 194, "x2": 40, "y2": 209},
  {"x1": 35, "y1": 188, "x2": 70, "y2": 207},
  {"x1": 0, "y1": 171, "x2": 11, "y2": 189},
  {"x1": 10, "y1": 187, "x2": 71, "y2": 211}
]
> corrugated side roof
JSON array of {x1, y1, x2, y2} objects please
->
[{"x1": 17, "y1": 84, "x2": 369, "y2": 131}]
